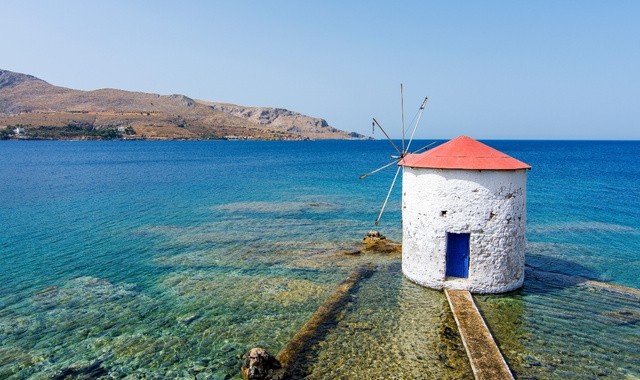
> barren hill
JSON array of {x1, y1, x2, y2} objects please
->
[{"x1": 0, "y1": 70, "x2": 367, "y2": 140}]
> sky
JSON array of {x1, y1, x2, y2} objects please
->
[{"x1": 4, "y1": 1, "x2": 639, "y2": 139}]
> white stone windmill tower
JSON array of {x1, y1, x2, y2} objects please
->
[{"x1": 362, "y1": 89, "x2": 531, "y2": 294}]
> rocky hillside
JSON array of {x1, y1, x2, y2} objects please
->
[
  {"x1": 202, "y1": 102, "x2": 364, "y2": 140},
  {"x1": 0, "y1": 69, "x2": 367, "y2": 140}
]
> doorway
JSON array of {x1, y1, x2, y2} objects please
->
[{"x1": 446, "y1": 232, "x2": 470, "y2": 278}]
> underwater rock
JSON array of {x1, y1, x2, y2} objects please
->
[
  {"x1": 522, "y1": 354, "x2": 542, "y2": 368},
  {"x1": 583, "y1": 280, "x2": 640, "y2": 301},
  {"x1": 51, "y1": 358, "x2": 108, "y2": 379},
  {"x1": 0, "y1": 315, "x2": 39, "y2": 337},
  {"x1": 601, "y1": 308, "x2": 640, "y2": 325},
  {"x1": 361, "y1": 231, "x2": 402, "y2": 254},
  {"x1": 0, "y1": 347, "x2": 48, "y2": 378},
  {"x1": 33, "y1": 276, "x2": 138, "y2": 309},
  {"x1": 362, "y1": 230, "x2": 386, "y2": 243},
  {"x1": 241, "y1": 348, "x2": 283, "y2": 380},
  {"x1": 164, "y1": 273, "x2": 330, "y2": 309},
  {"x1": 341, "y1": 231, "x2": 402, "y2": 255},
  {"x1": 307, "y1": 202, "x2": 327, "y2": 208},
  {"x1": 213, "y1": 201, "x2": 337, "y2": 214},
  {"x1": 177, "y1": 313, "x2": 199, "y2": 325},
  {"x1": 526, "y1": 266, "x2": 640, "y2": 301}
]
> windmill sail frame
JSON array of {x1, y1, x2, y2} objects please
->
[{"x1": 361, "y1": 85, "x2": 430, "y2": 225}]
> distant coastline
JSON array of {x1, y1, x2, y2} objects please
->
[
  {"x1": 0, "y1": 69, "x2": 370, "y2": 141},
  {"x1": 0, "y1": 122, "x2": 326, "y2": 141}
]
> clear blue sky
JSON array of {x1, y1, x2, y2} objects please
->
[{"x1": 4, "y1": 1, "x2": 639, "y2": 139}]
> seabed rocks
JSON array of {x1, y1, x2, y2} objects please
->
[
  {"x1": 241, "y1": 347, "x2": 283, "y2": 380},
  {"x1": 344, "y1": 230, "x2": 402, "y2": 255},
  {"x1": 601, "y1": 308, "x2": 640, "y2": 325}
]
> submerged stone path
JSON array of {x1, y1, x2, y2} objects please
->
[
  {"x1": 275, "y1": 264, "x2": 376, "y2": 378},
  {"x1": 445, "y1": 289, "x2": 515, "y2": 380},
  {"x1": 242, "y1": 260, "x2": 516, "y2": 379}
]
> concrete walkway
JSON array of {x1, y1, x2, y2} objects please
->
[{"x1": 445, "y1": 289, "x2": 515, "y2": 380}]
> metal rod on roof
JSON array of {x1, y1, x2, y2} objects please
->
[{"x1": 411, "y1": 141, "x2": 438, "y2": 155}]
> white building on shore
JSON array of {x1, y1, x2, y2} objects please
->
[{"x1": 399, "y1": 136, "x2": 531, "y2": 294}]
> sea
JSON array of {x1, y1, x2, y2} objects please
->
[{"x1": 0, "y1": 139, "x2": 638, "y2": 379}]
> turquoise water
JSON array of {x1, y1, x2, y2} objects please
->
[{"x1": 0, "y1": 140, "x2": 638, "y2": 379}]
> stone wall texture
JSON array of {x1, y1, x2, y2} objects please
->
[{"x1": 401, "y1": 167, "x2": 527, "y2": 293}]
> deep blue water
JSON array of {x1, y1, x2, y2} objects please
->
[{"x1": 0, "y1": 139, "x2": 638, "y2": 379}]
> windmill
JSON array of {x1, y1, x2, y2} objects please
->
[{"x1": 360, "y1": 84, "x2": 434, "y2": 225}]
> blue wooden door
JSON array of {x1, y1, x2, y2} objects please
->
[{"x1": 446, "y1": 233, "x2": 470, "y2": 278}]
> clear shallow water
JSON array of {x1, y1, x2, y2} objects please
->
[{"x1": 0, "y1": 140, "x2": 638, "y2": 379}]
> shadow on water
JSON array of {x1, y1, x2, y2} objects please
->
[
  {"x1": 523, "y1": 253, "x2": 602, "y2": 294},
  {"x1": 476, "y1": 256, "x2": 640, "y2": 379},
  {"x1": 461, "y1": 253, "x2": 607, "y2": 377},
  {"x1": 525, "y1": 252, "x2": 640, "y2": 302}
]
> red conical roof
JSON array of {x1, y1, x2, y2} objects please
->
[{"x1": 399, "y1": 136, "x2": 531, "y2": 170}]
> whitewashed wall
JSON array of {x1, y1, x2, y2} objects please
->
[{"x1": 401, "y1": 167, "x2": 527, "y2": 293}]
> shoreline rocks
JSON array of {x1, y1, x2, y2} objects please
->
[{"x1": 352, "y1": 230, "x2": 402, "y2": 255}]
